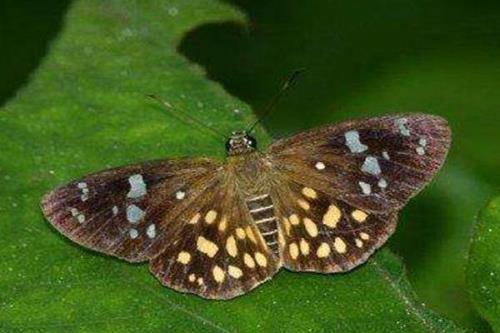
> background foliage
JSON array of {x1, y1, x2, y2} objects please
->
[{"x1": 0, "y1": 1, "x2": 499, "y2": 332}]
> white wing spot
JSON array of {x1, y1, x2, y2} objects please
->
[
  {"x1": 112, "y1": 205, "x2": 119, "y2": 216},
  {"x1": 416, "y1": 146, "x2": 425, "y2": 155},
  {"x1": 315, "y1": 161, "x2": 326, "y2": 170},
  {"x1": 395, "y1": 118, "x2": 411, "y2": 136},
  {"x1": 126, "y1": 204, "x2": 145, "y2": 224},
  {"x1": 344, "y1": 130, "x2": 368, "y2": 153},
  {"x1": 175, "y1": 190, "x2": 186, "y2": 200},
  {"x1": 146, "y1": 224, "x2": 156, "y2": 238},
  {"x1": 127, "y1": 174, "x2": 147, "y2": 199},
  {"x1": 378, "y1": 178, "x2": 388, "y2": 189},
  {"x1": 77, "y1": 182, "x2": 89, "y2": 202},
  {"x1": 382, "y1": 151, "x2": 390, "y2": 160},
  {"x1": 69, "y1": 207, "x2": 85, "y2": 223},
  {"x1": 129, "y1": 228, "x2": 139, "y2": 239},
  {"x1": 361, "y1": 156, "x2": 381, "y2": 175},
  {"x1": 358, "y1": 181, "x2": 372, "y2": 195}
]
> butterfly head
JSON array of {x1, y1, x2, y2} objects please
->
[{"x1": 225, "y1": 131, "x2": 257, "y2": 155}]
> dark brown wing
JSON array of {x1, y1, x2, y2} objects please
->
[
  {"x1": 267, "y1": 113, "x2": 451, "y2": 272},
  {"x1": 150, "y1": 178, "x2": 280, "y2": 299},
  {"x1": 268, "y1": 113, "x2": 451, "y2": 212},
  {"x1": 41, "y1": 158, "x2": 220, "y2": 262}
]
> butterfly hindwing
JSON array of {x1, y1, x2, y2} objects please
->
[
  {"x1": 41, "y1": 158, "x2": 219, "y2": 262},
  {"x1": 269, "y1": 114, "x2": 451, "y2": 212},
  {"x1": 150, "y1": 180, "x2": 280, "y2": 299},
  {"x1": 272, "y1": 180, "x2": 397, "y2": 272}
]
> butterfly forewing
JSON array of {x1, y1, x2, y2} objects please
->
[
  {"x1": 269, "y1": 114, "x2": 451, "y2": 212},
  {"x1": 41, "y1": 158, "x2": 219, "y2": 262},
  {"x1": 150, "y1": 179, "x2": 279, "y2": 299}
]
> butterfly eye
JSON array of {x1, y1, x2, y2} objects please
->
[
  {"x1": 246, "y1": 135, "x2": 257, "y2": 149},
  {"x1": 225, "y1": 138, "x2": 233, "y2": 152}
]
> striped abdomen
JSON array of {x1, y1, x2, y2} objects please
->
[{"x1": 246, "y1": 194, "x2": 279, "y2": 255}]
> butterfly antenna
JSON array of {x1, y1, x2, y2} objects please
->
[
  {"x1": 247, "y1": 69, "x2": 305, "y2": 134},
  {"x1": 147, "y1": 94, "x2": 227, "y2": 141}
]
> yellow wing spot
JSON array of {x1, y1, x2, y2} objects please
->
[
  {"x1": 196, "y1": 236, "x2": 219, "y2": 258},
  {"x1": 289, "y1": 214, "x2": 300, "y2": 225},
  {"x1": 212, "y1": 265, "x2": 225, "y2": 283},
  {"x1": 316, "y1": 242, "x2": 331, "y2": 258},
  {"x1": 352, "y1": 209, "x2": 368, "y2": 223},
  {"x1": 289, "y1": 242, "x2": 299, "y2": 259},
  {"x1": 300, "y1": 238, "x2": 310, "y2": 256},
  {"x1": 245, "y1": 226, "x2": 257, "y2": 243},
  {"x1": 297, "y1": 199, "x2": 310, "y2": 211},
  {"x1": 218, "y1": 215, "x2": 228, "y2": 232},
  {"x1": 205, "y1": 210, "x2": 218, "y2": 224},
  {"x1": 303, "y1": 217, "x2": 318, "y2": 237},
  {"x1": 228, "y1": 265, "x2": 243, "y2": 279},
  {"x1": 176, "y1": 251, "x2": 191, "y2": 264},
  {"x1": 360, "y1": 232, "x2": 370, "y2": 240},
  {"x1": 226, "y1": 236, "x2": 238, "y2": 257},
  {"x1": 282, "y1": 217, "x2": 291, "y2": 235},
  {"x1": 188, "y1": 273, "x2": 196, "y2": 282},
  {"x1": 333, "y1": 237, "x2": 347, "y2": 253},
  {"x1": 302, "y1": 187, "x2": 318, "y2": 199},
  {"x1": 236, "y1": 227, "x2": 246, "y2": 239},
  {"x1": 254, "y1": 252, "x2": 267, "y2": 267},
  {"x1": 197, "y1": 277, "x2": 204, "y2": 286},
  {"x1": 189, "y1": 213, "x2": 200, "y2": 224},
  {"x1": 355, "y1": 238, "x2": 363, "y2": 248},
  {"x1": 323, "y1": 204, "x2": 341, "y2": 228},
  {"x1": 244, "y1": 253, "x2": 256, "y2": 268}
]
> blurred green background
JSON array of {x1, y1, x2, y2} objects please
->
[{"x1": 1, "y1": 0, "x2": 499, "y2": 332}]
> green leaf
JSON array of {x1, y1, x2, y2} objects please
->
[
  {"x1": 0, "y1": 1, "x2": 465, "y2": 332},
  {"x1": 467, "y1": 196, "x2": 500, "y2": 331}
]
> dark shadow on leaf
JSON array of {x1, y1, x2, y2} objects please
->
[
  {"x1": 179, "y1": 0, "x2": 500, "y2": 136},
  {"x1": 0, "y1": 0, "x2": 72, "y2": 106}
]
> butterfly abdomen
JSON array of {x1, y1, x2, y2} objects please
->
[{"x1": 245, "y1": 194, "x2": 280, "y2": 255}]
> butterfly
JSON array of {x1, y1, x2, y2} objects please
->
[{"x1": 41, "y1": 113, "x2": 451, "y2": 299}]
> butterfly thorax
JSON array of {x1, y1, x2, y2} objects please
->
[{"x1": 225, "y1": 151, "x2": 281, "y2": 255}]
